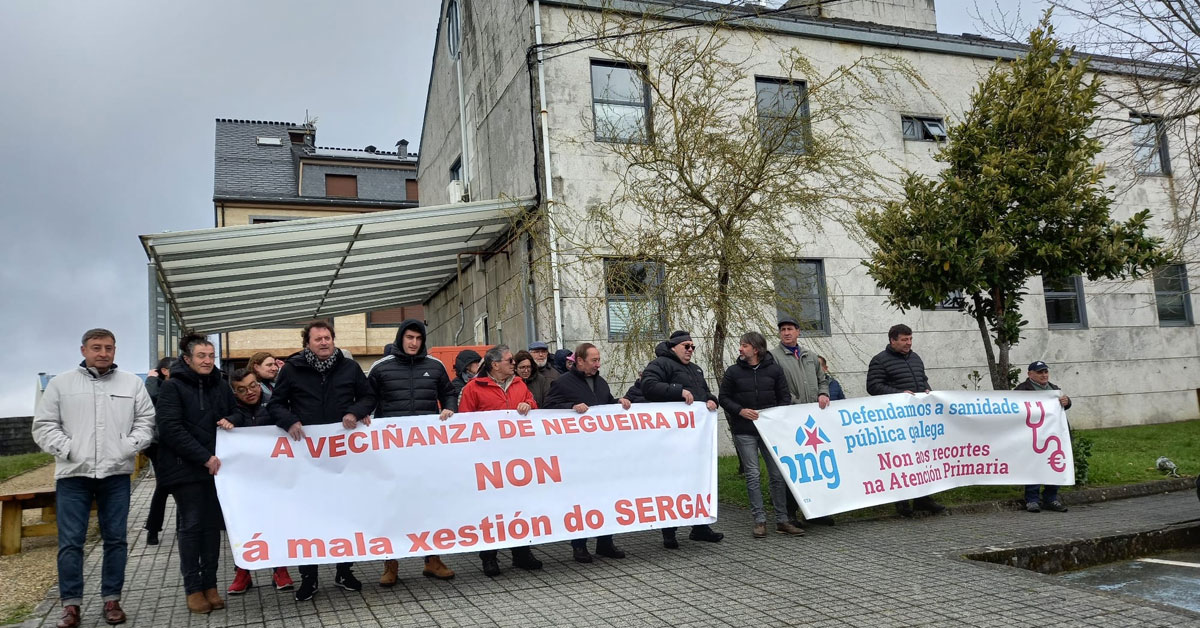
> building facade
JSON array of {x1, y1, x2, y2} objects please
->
[{"x1": 416, "y1": 0, "x2": 1197, "y2": 430}]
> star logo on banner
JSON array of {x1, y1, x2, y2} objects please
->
[{"x1": 801, "y1": 416, "x2": 828, "y2": 454}]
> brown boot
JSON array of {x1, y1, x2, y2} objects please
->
[
  {"x1": 203, "y1": 588, "x2": 225, "y2": 610},
  {"x1": 379, "y1": 559, "x2": 399, "y2": 587},
  {"x1": 102, "y1": 600, "x2": 127, "y2": 625},
  {"x1": 423, "y1": 555, "x2": 455, "y2": 580},
  {"x1": 186, "y1": 592, "x2": 211, "y2": 614},
  {"x1": 56, "y1": 605, "x2": 81, "y2": 628}
]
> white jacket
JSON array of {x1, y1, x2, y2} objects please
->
[{"x1": 32, "y1": 365, "x2": 156, "y2": 480}]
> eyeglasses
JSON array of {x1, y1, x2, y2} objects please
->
[
  {"x1": 234, "y1": 381, "x2": 261, "y2": 394},
  {"x1": 681, "y1": 344, "x2": 696, "y2": 351},
  {"x1": 502, "y1": 357, "x2": 515, "y2": 364}
]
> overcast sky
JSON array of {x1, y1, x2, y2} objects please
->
[{"x1": 0, "y1": 0, "x2": 1058, "y2": 417}]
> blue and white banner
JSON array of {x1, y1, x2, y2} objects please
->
[{"x1": 755, "y1": 391, "x2": 1073, "y2": 518}]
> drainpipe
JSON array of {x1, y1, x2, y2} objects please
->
[{"x1": 532, "y1": 0, "x2": 565, "y2": 349}]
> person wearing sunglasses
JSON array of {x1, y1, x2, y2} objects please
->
[{"x1": 639, "y1": 330, "x2": 724, "y2": 548}]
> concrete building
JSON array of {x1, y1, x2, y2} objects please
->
[
  {"x1": 150, "y1": 118, "x2": 425, "y2": 370},
  {"x1": 415, "y1": 0, "x2": 1199, "y2": 429}
]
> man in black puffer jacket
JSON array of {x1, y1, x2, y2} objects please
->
[
  {"x1": 866, "y1": 324, "x2": 943, "y2": 517},
  {"x1": 267, "y1": 321, "x2": 374, "y2": 601},
  {"x1": 640, "y1": 330, "x2": 724, "y2": 548},
  {"x1": 544, "y1": 343, "x2": 633, "y2": 563},
  {"x1": 366, "y1": 319, "x2": 458, "y2": 585},
  {"x1": 156, "y1": 333, "x2": 236, "y2": 614},
  {"x1": 718, "y1": 332, "x2": 803, "y2": 539},
  {"x1": 866, "y1": 323, "x2": 931, "y2": 396}
]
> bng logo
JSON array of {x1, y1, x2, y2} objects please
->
[{"x1": 773, "y1": 416, "x2": 841, "y2": 489}]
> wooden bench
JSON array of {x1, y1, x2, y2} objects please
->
[
  {"x1": 0, "y1": 456, "x2": 146, "y2": 555},
  {"x1": 0, "y1": 489, "x2": 58, "y2": 555}
]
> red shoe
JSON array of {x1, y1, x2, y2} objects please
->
[
  {"x1": 227, "y1": 568, "x2": 253, "y2": 595},
  {"x1": 272, "y1": 567, "x2": 295, "y2": 591}
]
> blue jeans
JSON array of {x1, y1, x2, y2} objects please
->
[
  {"x1": 733, "y1": 433, "x2": 789, "y2": 524},
  {"x1": 1025, "y1": 484, "x2": 1060, "y2": 505},
  {"x1": 56, "y1": 475, "x2": 131, "y2": 606}
]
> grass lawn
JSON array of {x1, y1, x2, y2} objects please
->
[
  {"x1": 718, "y1": 419, "x2": 1200, "y2": 515},
  {"x1": 0, "y1": 452, "x2": 53, "y2": 483}
]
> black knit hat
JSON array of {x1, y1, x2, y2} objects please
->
[{"x1": 667, "y1": 330, "x2": 693, "y2": 347}]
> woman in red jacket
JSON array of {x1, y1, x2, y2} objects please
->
[{"x1": 457, "y1": 345, "x2": 539, "y2": 577}]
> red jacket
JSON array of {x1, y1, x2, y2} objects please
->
[{"x1": 459, "y1": 376, "x2": 537, "y2": 412}]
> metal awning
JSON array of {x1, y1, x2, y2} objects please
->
[{"x1": 141, "y1": 196, "x2": 533, "y2": 333}]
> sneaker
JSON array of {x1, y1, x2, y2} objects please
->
[
  {"x1": 1044, "y1": 500, "x2": 1068, "y2": 512},
  {"x1": 481, "y1": 555, "x2": 501, "y2": 577},
  {"x1": 895, "y1": 501, "x2": 914, "y2": 518},
  {"x1": 775, "y1": 522, "x2": 805, "y2": 536},
  {"x1": 272, "y1": 567, "x2": 294, "y2": 591},
  {"x1": 1026, "y1": 501, "x2": 1042, "y2": 513},
  {"x1": 913, "y1": 496, "x2": 946, "y2": 514},
  {"x1": 294, "y1": 577, "x2": 317, "y2": 602},
  {"x1": 573, "y1": 545, "x2": 594, "y2": 563},
  {"x1": 752, "y1": 523, "x2": 767, "y2": 538},
  {"x1": 227, "y1": 568, "x2": 252, "y2": 595},
  {"x1": 334, "y1": 570, "x2": 362, "y2": 592},
  {"x1": 512, "y1": 548, "x2": 543, "y2": 570},
  {"x1": 688, "y1": 525, "x2": 724, "y2": 543},
  {"x1": 595, "y1": 539, "x2": 625, "y2": 559}
]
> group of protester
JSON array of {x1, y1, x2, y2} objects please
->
[{"x1": 31, "y1": 320, "x2": 1071, "y2": 626}]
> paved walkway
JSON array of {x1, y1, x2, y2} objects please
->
[{"x1": 18, "y1": 475, "x2": 1200, "y2": 627}]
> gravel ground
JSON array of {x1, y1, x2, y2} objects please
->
[{"x1": 0, "y1": 464, "x2": 61, "y2": 625}]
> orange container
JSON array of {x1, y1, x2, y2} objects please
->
[{"x1": 428, "y1": 345, "x2": 491, "y2": 378}]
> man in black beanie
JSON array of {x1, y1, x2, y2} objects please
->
[{"x1": 640, "y1": 330, "x2": 724, "y2": 548}]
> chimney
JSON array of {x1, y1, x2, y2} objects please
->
[{"x1": 396, "y1": 139, "x2": 410, "y2": 158}]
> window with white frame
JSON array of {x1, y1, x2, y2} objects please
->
[
  {"x1": 901, "y1": 115, "x2": 948, "y2": 142},
  {"x1": 1132, "y1": 113, "x2": 1170, "y2": 176},
  {"x1": 774, "y1": 259, "x2": 830, "y2": 336},
  {"x1": 1154, "y1": 263, "x2": 1192, "y2": 326},
  {"x1": 604, "y1": 259, "x2": 666, "y2": 340},
  {"x1": 591, "y1": 61, "x2": 650, "y2": 143},
  {"x1": 1044, "y1": 275, "x2": 1087, "y2": 329},
  {"x1": 756, "y1": 77, "x2": 810, "y2": 154}
]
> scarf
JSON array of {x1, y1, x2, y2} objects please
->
[{"x1": 303, "y1": 348, "x2": 339, "y2": 373}]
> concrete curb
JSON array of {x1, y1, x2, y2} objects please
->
[{"x1": 946, "y1": 477, "x2": 1199, "y2": 516}]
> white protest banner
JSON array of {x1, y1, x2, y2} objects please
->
[
  {"x1": 755, "y1": 390, "x2": 1073, "y2": 518},
  {"x1": 214, "y1": 403, "x2": 717, "y2": 568}
]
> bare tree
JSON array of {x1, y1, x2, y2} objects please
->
[{"x1": 552, "y1": 6, "x2": 930, "y2": 378}]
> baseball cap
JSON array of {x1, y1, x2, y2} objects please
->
[{"x1": 1028, "y1": 361, "x2": 1049, "y2": 372}]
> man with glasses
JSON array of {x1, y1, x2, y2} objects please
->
[
  {"x1": 1015, "y1": 361, "x2": 1072, "y2": 513},
  {"x1": 218, "y1": 368, "x2": 294, "y2": 594},
  {"x1": 458, "y1": 345, "x2": 539, "y2": 576},
  {"x1": 640, "y1": 330, "x2": 724, "y2": 548}
]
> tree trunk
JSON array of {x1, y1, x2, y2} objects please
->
[
  {"x1": 710, "y1": 260, "x2": 731, "y2": 379},
  {"x1": 996, "y1": 341, "x2": 1012, "y2": 390},
  {"x1": 971, "y1": 293, "x2": 1005, "y2": 390}
]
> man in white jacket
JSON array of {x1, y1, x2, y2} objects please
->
[{"x1": 32, "y1": 329, "x2": 155, "y2": 627}]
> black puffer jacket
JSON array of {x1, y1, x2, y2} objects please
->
[
  {"x1": 155, "y1": 361, "x2": 235, "y2": 488},
  {"x1": 543, "y1": 368, "x2": 620, "y2": 409},
  {"x1": 718, "y1": 353, "x2": 792, "y2": 436},
  {"x1": 641, "y1": 342, "x2": 717, "y2": 404},
  {"x1": 268, "y1": 350, "x2": 373, "y2": 429},
  {"x1": 368, "y1": 319, "x2": 457, "y2": 417},
  {"x1": 866, "y1": 345, "x2": 930, "y2": 395},
  {"x1": 227, "y1": 399, "x2": 272, "y2": 427},
  {"x1": 451, "y1": 349, "x2": 482, "y2": 399}
]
